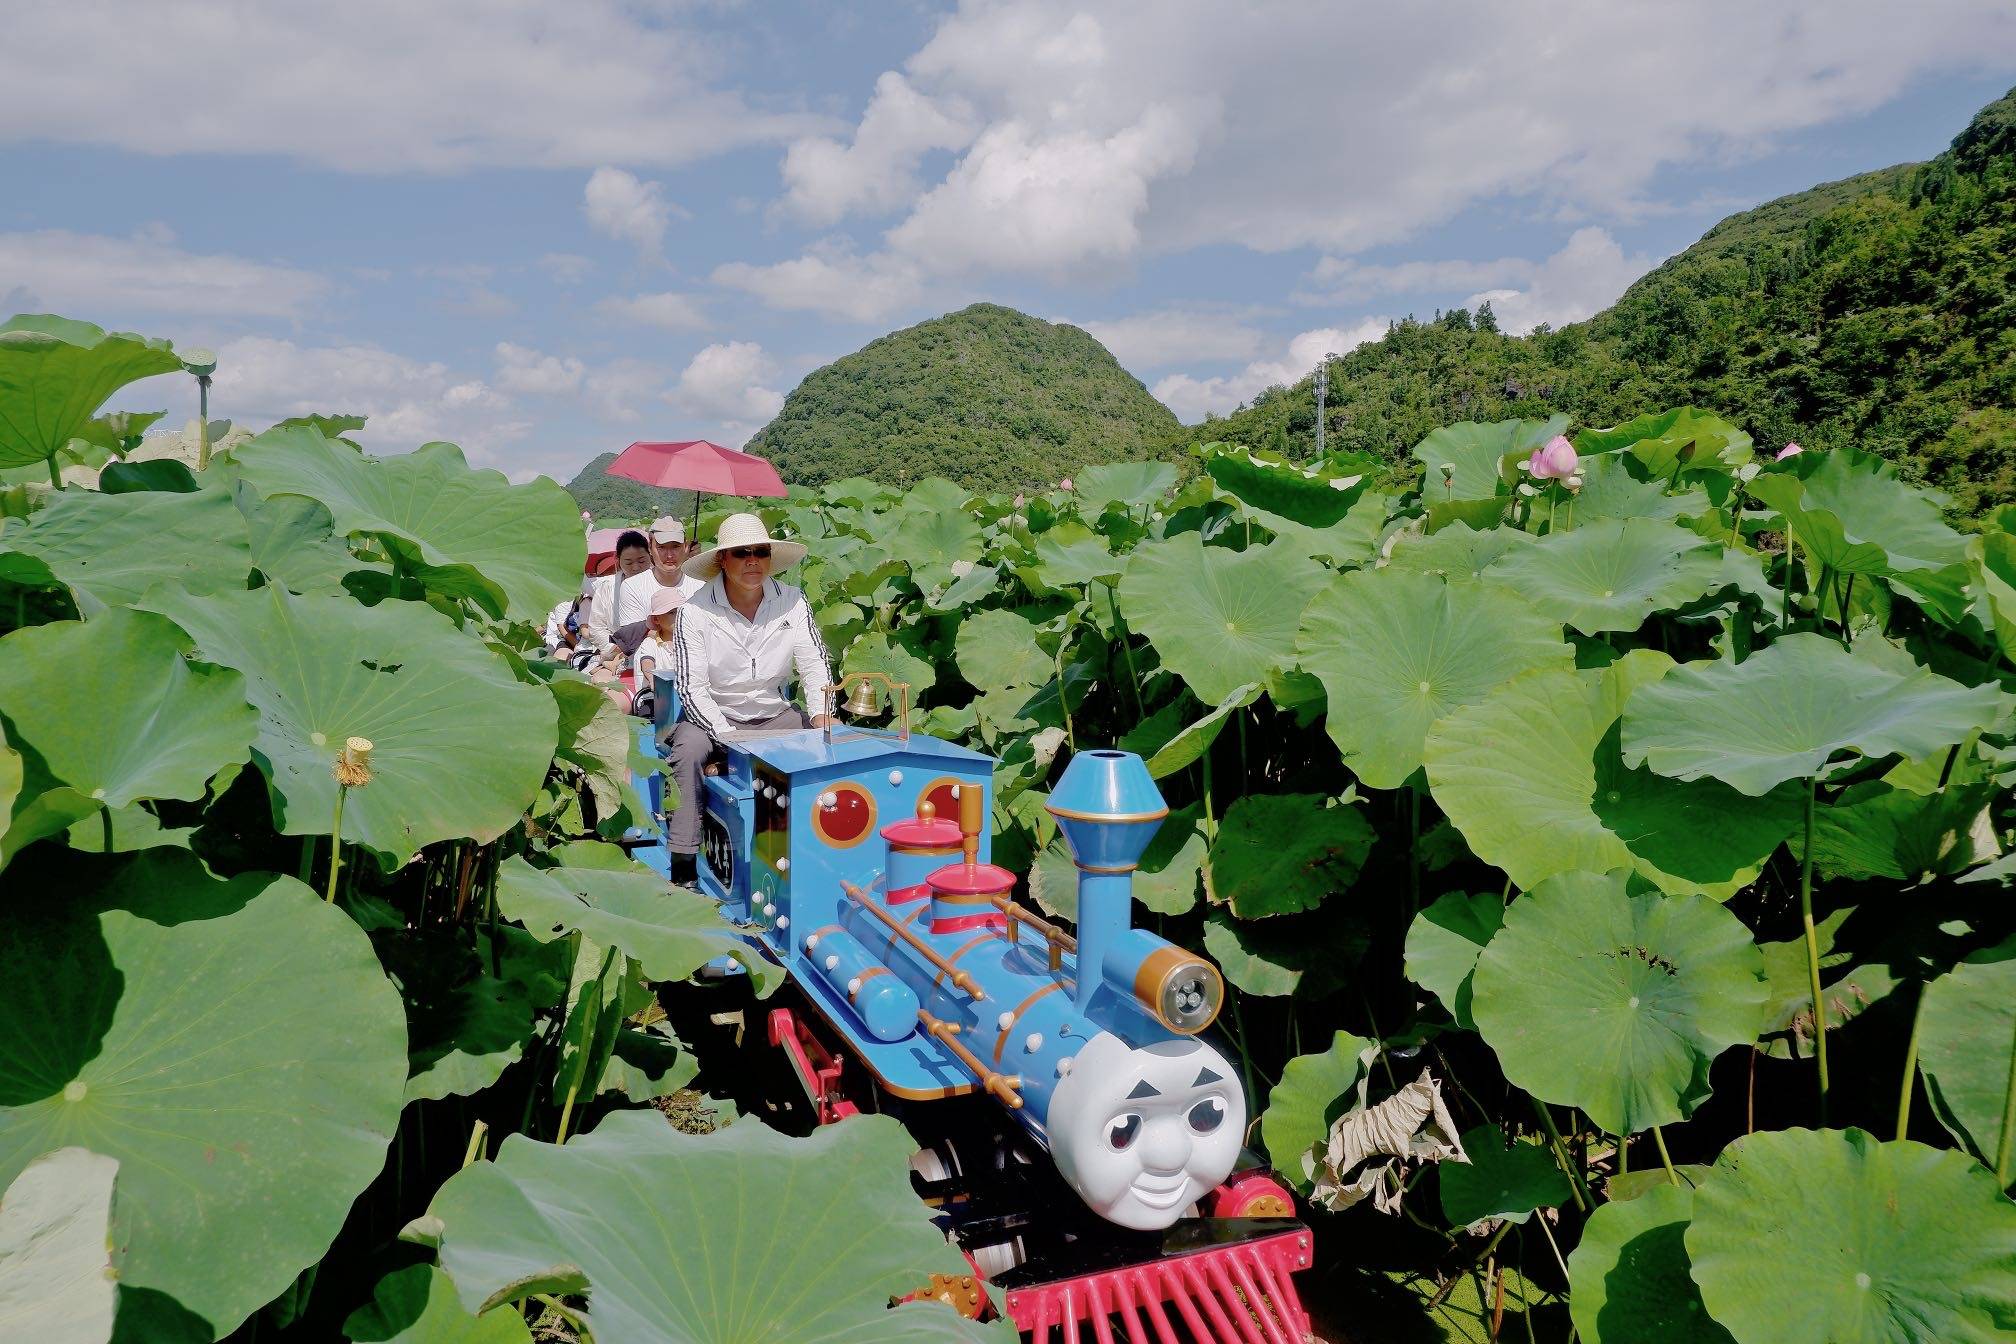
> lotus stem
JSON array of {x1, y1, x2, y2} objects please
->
[
  {"x1": 1996, "y1": 1008, "x2": 2016, "y2": 1187},
  {"x1": 461, "y1": 1118, "x2": 489, "y2": 1168},
  {"x1": 1652, "y1": 1126, "x2": 1680, "y2": 1186},
  {"x1": 100, "y1": 806, "x2": 113, "y2": 854},
  {"x1": 1529, "y1": 1098, "x2": 1589, "y2": 1211},
  {"x1": 46, "y1": 455, "x2": 61, "y2": 491},
  {"x1": 1532, "y1": 1209, "x2": 1572, "y2": 1285},
  {"x1": 1896, "y1": 987, "x2": 1925, "y2": 1141},
  {"x1": 1053, "y1": 642, "x2": 1077, "y2": 752},
  {"x1": 555, "y1": 1080, "x2": 582, "y2": 1145},
  {"x1": 325, "y1": 738, "x2": 373, "y2": 903},
  {"x1": 1800, "y1": 775, "x2": 1830, "y2": 1121},
  {"x1": 1616, "y1": 1131, "x2": 1628, "y2": 1177},
  {"x1": 196, "y1": 374, "x2": 211, "y2": 470},
  {"x1": 325, "y1": 786, "x2": 349, "y2": 903},
  {"x1": 1105, "y1": 584, "x2": 1143, "y2": 718},
  {"x1": 1839, "y1": 575, "x2": 1857, "y2": 644}
]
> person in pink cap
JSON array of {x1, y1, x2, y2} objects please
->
[{"x1": 631, "y1": 584, "x2": 685, "y2": 694}]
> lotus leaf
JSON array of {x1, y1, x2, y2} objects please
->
[
  {"x1": 0, "y1": 1147, "x2": 118, "y2": 1344},
  {"x1": 1620, "y1": 634, "x2": 2006, "y2": 796},
  {"x1": 0, "y1": 851, "x2": 406, "y2": 1337},
  {"x1": 495, "y1": 855, "x2": 780, "y2": 994},
  {"x1": 231, "y1": 429, "x2": 579, "y2": 622},
  {"x1": 1403, "y1": 891, "x2": 1503, "y2": 1029},
  {"x1": 1251, "y1": 491, "x2": 1391, "y2": 568},
  {"x1": 1208, "y1": 793, "x2": 1374, "y2": 917},
  {"x1": 1570, "y1": 453, "x2": 1711, "y2": 523},
  {"x1": 0, "y1": 316, "x2": 184, "y2": 470},
  {"x1": 238, "y1": 489, "x2": 375, "y2": 596},
  {"x1": 1916, "y1": 955, "x2": 2016, "y2": 1172},
  {"x1": 0, "y1": 486, "x2": 251, "y2": 615},
  {"x1": 1260, "y1": 1030, "x2": 1371, "y2": 1193},
  {"x1": 0, "y1": 610, "x2": 257, "y2": 862},
  {"x1": 1576, "y1": 408, "x2": 1751, "y2": 477},
  {"x1": 1567, "y1": 1182, "x2": 1731, "y2": 1344},
  {"x1": 1201, "y1": 908, "x2": 1362, "y2": 999},
  {"x1": 1299, "y1": 569, "x2": 1573, "y2": 789},
  {"x1": 925, "y1": 560, "x2": 1003, "y2": 611},
  {"x1": 1032, "y1": 522, "x2": 1121, "y2": 586},
  {"x1": 1425, "y1": 495, "x2": 1512, "y2": 534},
  {"x1": 345, "y1": 1265, "x2": 531, "y2": 1344},
  {"x1": 843, "y1": 630, "x2": 939, "y2": 698},
  {"x1": 1439, "y1": 1124, "x2": 1571, "y2": 1228},
  {"x1": 1748, "y1": 448, "x2": 1967, "y2": 581},
  {"x1": 426, "y1": 1110, "x2": 1005, "y2": 1342},
  {"x1": 1075, "y1": 461, "x2": 1176, "y2": 510},
  {"x1": 1687, "y1": 1128, "x2": 2016, "y2": 1344},
  {"x1": 1485, "y1": 518, "x2": 1723, "y2": 635},
  {"x1": 955, "y1": 608, "x2": 1051, "y2": 691},
  {"x1": 886, "y1": 505, "x2": 983, "y2": 584},
  {"x1": 1412, "y1": 415, "x2": 1565, "y2": 500},
  {"x1": 402, "y1": 970, "x2": 540, "y2": 1106},
  {"x1": 97, "y1": 458, "x2": 195, "y2": 494},
  {"x1": 1804, "y1": 779, "x2": 1996, "y2": 881},
  {"x1": 1204, "y1": 446, "x2": 1363, "y2": 526},
  {"x1": 1384, "y1": 521, "x2": 1535, "y2": 580},
  {"x1": 1425, "y1": 655, "x2": 1800, "y2": 899},
  {"x1": 1470, "y1": 871, "x2": 1766, "y2": 1134},
  {"x1": 0, "y1": 735, "x2": 18, "y2": 855},
  {"x1": 140, "y1": 586, "x2": 558, "y2": 867},
  {"x1": 601, "y1": 1023, "x2": 700, "y2": 1103},
  {"x1": 1142, "y1": 682, "x2": 1261, "y2": 779},
  {"x1": 1120, "y1": 533, "x2": 1326, "y2": 705},
  {"x1": 901, "y1": 477, "x2": 971, "y2": 515}
]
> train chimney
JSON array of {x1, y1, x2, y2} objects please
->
[{"x1": 1046, "y1": 750, "x2": 1167, "y2": 1012}]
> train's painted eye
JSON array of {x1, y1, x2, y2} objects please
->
[
  {"x1": 1187, "y1": 1097, "x2": 1227, "y2": 1135},
  {"x1": 1106, "y1": 1114, "x2": 1142, "y2": 1152}
]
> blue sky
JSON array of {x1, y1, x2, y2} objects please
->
[{"x1": 5, "y1": 2, "x2": 2015, "y2": 483}]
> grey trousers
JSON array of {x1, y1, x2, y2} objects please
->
[{"x1": 664, "y1": 707, "x2": 813, "y2": 852}]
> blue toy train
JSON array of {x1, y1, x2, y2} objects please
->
[{"x1": 631, "y1": 677, "x2": 1314, "y2": 1342}]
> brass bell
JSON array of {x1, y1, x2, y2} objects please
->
[{"x1": 844, "y1": 678, "x2": 884, "y2": 717}]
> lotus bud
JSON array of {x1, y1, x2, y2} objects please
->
[
  {"x1": 1013, "y1": 493, "x2": 1025, "y2": 508},
  {"x1": 1776, "y1": 442, "x2": 1803, "y2": 461},
  {"x1": 334, "y1": 737, "x2": 375, "y2": 788},
  {"x1": 1059, "y1": 477, "x2": 1074, "y2": 491},
  {"x1": 1528, "y1": 435, "x2": 1578, "y2": 480}
]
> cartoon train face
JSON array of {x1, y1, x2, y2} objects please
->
[{"x1": 679, "y1": 723, "x2": 1240, "y2": 1231}]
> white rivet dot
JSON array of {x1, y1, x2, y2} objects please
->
[
  {"x1": 889, "y1": 769, "x2": 904, "y2": 785},
  {"x1": 805, "y1": 935, "x2": 820, "y2": 951},
  {"x1": 1024, "y1": 1032, "x2": 1044, "y2": 1053},
  {"x1": 825, "y1": 954, "x2": 840, "y2": 971},
  {"x1": 1056, "y1": 1058, "x2": 1073, "y2": 1077},
  {"x1": 998, "y1": 1011, "x2": 1015, "y2": 1030},
  {"x1": 776, "y1": 916, "x2": 789, "y2": 929},
  {"x1": 763, "y1": 903, "x2": 776, "y2": 917},
  {"x1": 846, "y1": 977, "x2": 862, "y2": 995},
  {"x1": 776, "y1": 857, "x2": 790, "y2": 872},
  {"x1": 949, "y1": 784, "x2": 961, "y2": 798}
]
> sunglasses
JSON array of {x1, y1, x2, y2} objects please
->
[{"x1": 725, "y1": 546, "x2": 772, "y2": 560}]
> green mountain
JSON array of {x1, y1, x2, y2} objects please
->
[
  {"x1": 564, "y1": 451, "x2": 694, "y2": 524},
  {"x1": 1183, "y1": 86, "x2": 2016, "y2": 512},
  {"x1": 745, "y1": 303, "x2": 1180, "y2": 491}
]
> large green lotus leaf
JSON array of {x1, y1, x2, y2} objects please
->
[
  {"x1": 496, "y1": 855, "x2": 780, "y2": 995},
  {"x1": 0, "y1": 317, "x2": 184, "y2": 470},
  {"x1": 886, "y1": 505, "x2": 984, "y2": 583},
  {"x1": 1208, "y1": 793, "x2": 1374, "y2": 918},
  {"x1": 1142, "y1": 682, "x2": 1261, "y2": 779},
  {"x1": 1076, "y1": 461, "x2": 1176, "y2": 510},
  {"x1": 1687, "y1": 1129, "x2": 2016, "y2": 1344},
  {"x1": 1204, "y1": 446, "x2": 1363, "y2": 526},
  {"x1": 401, "y1": 970, "x2": 540, "y2": 1106},
  {"x1": 1804, "y1": 779, "x2": 1997, "y2": 882},
  {"x1": 1916, "y1": 955, "x2": 2016, "y2": 1170},
  {"x1": 1426, "y1": 655, "x2": 1800, "y2": 899},
  {"x1": 1440, "y1": 1124, "x2": 1571, "y2": 1228},
  {"x1": 1037, "y1": 807, "x2": 1210, "y2": 919},
  {"x1": 139, "y1": 586, "x2": 558, "y2": 867},
  {"x1": 955, "y1": 608, "x2": 1050, "y2": 692},
  {"x1": 1299, "y1": 569, "x2": 1573, "y2": 789},
  {"x1": 1404, "y1": 892, "x2": 1503, "y2": 1030},
  {"x1": 0, "y1": 486, "x2": 251, "y2": 615},
  {"x1": 1485, "y1": 519, "x2": 1722, "y2": 634},
  {"x1": 1260, "y1": 1030, "x2": 1371, "y2": 1194},
  {"x1": 1575, "y1": 408, "x2": 1751, "y2": 477},
  {"x1": 345, "y1": 1265, "x2": 531, "y2": 1344},
  {"x1": 843, "y1": 630, "x2": 939, "y2": 698},
  {"x1": 1252, "y1": 491, "x2": 1390, "y2": 568},
  {"x1": 231, "y1": 429, "x2": 579, "y2": 622},
  {"x1": 1568, "y1": 1182, "x2": 1731, "y2": 1344},
  {"x1": 1412, "y1": 415, "x2": 1566, "y2": 500},
  {"x1": 0, "y1": 610, "x2": 257, "y2": 862},
  {"x1": 1032, "y1": 522, "x2": 1121, "y2": 586},
  {"x1": 1570, "y1": 453, "x2": 1711, "y2": 524},
  {"x1": 1470, "y1": 871, "x2": 1766, "y2": 1134},
  {"x1": 1120, "y1": 533, "x2": 1327, "y2": 705},
  {"x1": 1620, "y1": 634, "x2": 2006, "y2": 796},
  {"x1": 1384, "y1": 521, "x2": 1535, "y2": 580},
  {"x1": 1201, "y1": 907, "x2": 1362, "y2": 999},
  {"x1": 0, "y1": 734, "x2": 19, "y2": 858},
  {"x1": 237, "y1": 488, "x2": 374, "y2": 596},
  {"x1": 0, "y1": 851, "x2": 407, "y2": 1338},
  {"x1": 1747, "y1": 449, "x2": 1967, "y2": 581},
  {"x1": 0, "y1": 1147, "x2": 118, "y2": 1344},
  {"x1": 427, "y1": 1110, "x2": 1004, "y2": 1342}
]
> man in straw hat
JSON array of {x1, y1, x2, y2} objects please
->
[{"x1": 665, "y1": 512, "x2": 833, "y2": 883}]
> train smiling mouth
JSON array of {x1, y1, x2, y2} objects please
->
[{"x1": 1130, "y1": 1177, "x2": 1192, "y2": 1209}]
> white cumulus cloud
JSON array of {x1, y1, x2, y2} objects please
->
[
  {"x1": 495, "y1": 343, "x2": 587, "y2": 397},
  {"x1": 779, "y1": 72, "x2": 975, "y2": 225},
  {"x1": 0, "y1": 228, "x2": 328, "y2": 320},
  {"x1": 594, "y1": 291, "x2": 710, "y2": 331},
  {"x1": 711, "y1": 245, "x2": 926, "y2": 324},
  {"x1": 1151, "y1": 320, "x2": 1389, "y2": 423},
  {"x1": 1068, "y1": 309, "x2": 1267, "y2": 374},
  {"x1": 669, "y1": 341, "x2": 784, "y2": 432},
  {"x1": 584, "y1": 167, "x2": 685, "y2": 258},
  {"x1": 1463, "y1": 227, "x2": 1660, "y2": 334}
]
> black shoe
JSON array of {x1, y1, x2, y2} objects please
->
[{"x1": 670, "y1": 852, "x2": 698, "y2": 886}]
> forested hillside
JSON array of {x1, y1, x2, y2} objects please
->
[
  {"x1": 745, "y1": 304, "x2": 1179, "y2": 491},
  {"x1": 1184, "y1": 86, "x2": 2016, "y2": 511},
  {"x1": 564, "y1": 451, "x2": 693, "y2": 522}
]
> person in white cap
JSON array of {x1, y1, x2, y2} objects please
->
[
  {"x1": 646, "y1": 514, "x2": 704, "y2": 601},
  {"x1": 664, "y1": 512, "x2": 833, "y2": 881}
]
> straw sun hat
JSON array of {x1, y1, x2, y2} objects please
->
[{"x1": 688, "y1": 512, "x2": 807, "y2": 580}]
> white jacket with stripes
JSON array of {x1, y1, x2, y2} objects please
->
[{"x1": 672, "y1": 576, "x2": 832, "y2": 743}]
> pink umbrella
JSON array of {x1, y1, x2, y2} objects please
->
[
  {"x1": 605, "y1": 439, "x2": 789, "y2": 537},
  {"x1": 584, "y1": 526, "x2": 628, "y2": 576}
]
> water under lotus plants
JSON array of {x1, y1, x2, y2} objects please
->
[{"x1": 1, "y1": 314, "x2": 2013, "y2": 1342}]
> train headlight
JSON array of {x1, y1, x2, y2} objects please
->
[{"x1": 1134, "y1": 946, "x2": 1225, "y2": 1034}]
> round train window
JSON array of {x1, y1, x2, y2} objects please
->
[
  {"x1": 921, "y1": 777, "x2": 965, "y2": 823},
  {"x1": 812, "y1": 781, "x2": 877, "y2": 848}
]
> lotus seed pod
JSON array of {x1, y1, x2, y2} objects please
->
[{"x1": 333, "y1": 736, "x2": 375, "y2": 787}]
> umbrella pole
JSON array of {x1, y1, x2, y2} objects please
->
[{"x1": 691, "y1": 490, "x2": 702, "y2": 543}]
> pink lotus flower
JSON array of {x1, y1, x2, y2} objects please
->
[
  {"x1": 1013, "y1": 493, "x2": 1026, "y2": 508},
  {"x1": 1528, "y1": 435, "x2": 1578, "y2": 481},
  {"x1": 1776, "y1": 442, "x2": 1803, "y2": 461},
  {"x1": 1059, "y1": 477, "x2": 1074, "y2": 491}
]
